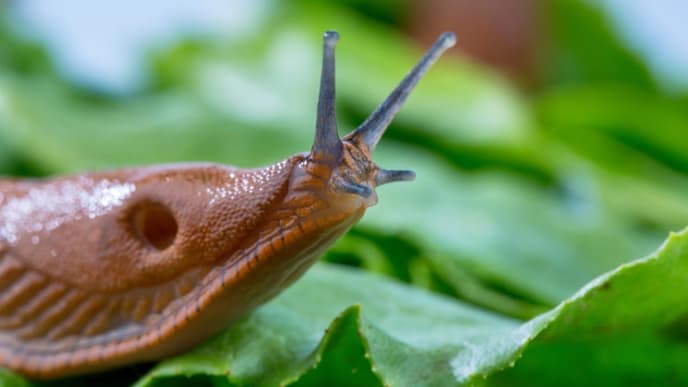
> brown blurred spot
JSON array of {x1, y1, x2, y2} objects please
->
[{"x1": 408, "y1": 0, "x2": 539, "y2": 87}]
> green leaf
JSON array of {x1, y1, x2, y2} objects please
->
[
  {"x1": 101, "y1": 228, "x2": 688, "y2": 385},
  {"x1": 542, "y1": 0, "x2": 656, "y2": 88},
  {"x1": 0, "y1": 75, "x2": 305, "y2": 172},
  {"x1": 538, "y1": 85, "x2": 688, "y2": 229},
  {"x1": 3, "y1": 228, "x2": 688, "y2": 387},
  {"x1": 0, "y1": 368, "x2": 31, "y2": 387},
  {"x1": 134, "y1": 263, "x2": 518, "y2": 387},
  {"x1": 368, "y1": 145, "x2": 659, "y2": 306},
  {"x1": 0, "y1": 13, "x2": 58, "y2": 79},
  {"x1": 539, "y1": 86, "x2": 688, "y2": 172},
  {"x1": 488, "y1": 333, "x2": 688, "y2": 387},
  {"x1": 0, "y1": 130, "x2": 14, "y2": 173}
]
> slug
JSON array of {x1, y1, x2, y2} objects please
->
[{"x1": 0, "y1": 30, "x2": 455, "y2": 379}]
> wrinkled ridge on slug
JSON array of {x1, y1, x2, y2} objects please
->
[{"x1": 0, "y1": 30, "x2": 455, "y2": 379}]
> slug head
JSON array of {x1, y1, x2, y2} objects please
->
[{"x1": 307, "y1": 30, "x2": 456, "y2": 207}]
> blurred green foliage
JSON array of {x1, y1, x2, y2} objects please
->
[
  {"x1": 1, "y1": 0, "x2": 688, "y2": 386},
  {"x1": 541, "y1": 0, "x2": 657, "y2": 89}
]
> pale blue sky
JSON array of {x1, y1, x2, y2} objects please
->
[
  {"x1": 601, "y1": 0, "x2": 688, "y2": 93},
  {"x1": 10, "y1": 0, "x2": 688, "y2": 94},
  {"x1": 10, "y1": 0, "x2": 266, "y2": 94}
]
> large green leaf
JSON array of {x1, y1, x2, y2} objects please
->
[
  {"x1": 132, "y1": 264, "x2": 516, "y2": 387},
  {"x1": 5, "y1": 227, "x2": 685, "y2": 386},
  {"x1": 135, "y1": 227, "x2": 688, "y2": 386},
  {"x1": 488, "y1": 333, "x2": 688, "y2": 387}
]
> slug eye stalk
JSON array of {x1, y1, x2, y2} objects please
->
[
  {"x1": 311, "y1": 30, "x2": 456, "y2": 191},
  {"x1": 345, "y1": 32, "x2": 457, "y2": 152},
  {"x1": 312, "y1": 30, "x2": 342, "y2": 162}
]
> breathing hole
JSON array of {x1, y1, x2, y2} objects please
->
[{"x1": 132, "y1": 203, "x2": 178, "y2": 250}]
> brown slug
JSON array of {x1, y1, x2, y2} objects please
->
[{"x1": 0, "y1": 30, "x2": 456, "y2": 379}]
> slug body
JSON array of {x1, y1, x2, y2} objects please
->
[{"x1": 0, "y1": 31, "x2": 455, "y2": 379}]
